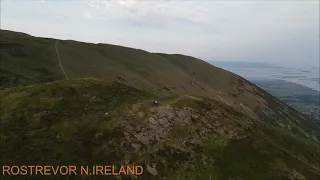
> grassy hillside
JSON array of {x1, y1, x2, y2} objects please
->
[
  {"x1": 1, "y1": 30, "x2": 320, "y2": 179},
  {"x1": 1, "y1": 79, "x2": 320, "y2": 180},
  {"x1": 252, "y1": 79, "x2": 319, "y2": 121},
  {"x1": 0, "y1": 30, "x2": 265, "y2": 110}
]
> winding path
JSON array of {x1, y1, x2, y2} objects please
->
[{"x1": 55, "y1": 40, "x2": 68, "y2": 80}]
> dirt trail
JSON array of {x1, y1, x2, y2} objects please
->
[{"x1": 55, "y1": 40, "x2": 68, "y2": 80}]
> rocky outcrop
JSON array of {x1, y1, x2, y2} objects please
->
[{"x1": 120, "y1": 102, "x2": 250, "y2": 152}]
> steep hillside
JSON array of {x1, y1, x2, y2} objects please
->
[
  {"x1": 252, "y1": 79, "x2": 320, "y2": 121},
  {"x1": 1, "y1": 30, "x2": 320, "y2": 179},
  {"x1": 1, "y1": 79, "x2": 320, "y2": 180},
  {"x1": 1, "y1": 30, "x2": 271, "y2": 109}
]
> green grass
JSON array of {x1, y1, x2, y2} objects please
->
[
  {"x1": 252, "y1": 79, "x2": 320, "y2": 121},
  {"x1": 2, "y1": 29, "x2": 319, "y2": 138},
  {"x1": 1, "y1": 30, "x2": 320, "y2": 180},
  {"x1": 0, "y1": 79, "x2": 150, "y2": 163},
  {"x1": 1, "y1": 79, "x2": 320, "y2": 180},
  {"x1": 170, "y1": 96, "x2": 201, "y2": 109}
]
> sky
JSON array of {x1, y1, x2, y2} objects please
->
[{"x1": 1, "y1": 0, "x2": 319, "y2": 67}]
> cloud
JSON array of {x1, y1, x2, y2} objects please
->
[
  {"x1": 84, "y1": 12, "x2": 92, "y2": 19},
  {"x1": 1, "y1": 0, "x2": 319, "y2": 67},
  {"x1": 36, "y1": 0, "x2": 46, "y2": 3}
]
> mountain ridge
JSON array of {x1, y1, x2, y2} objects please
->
[{"x1": 1, "y1": 29, "x2": 320, "y2": 179}]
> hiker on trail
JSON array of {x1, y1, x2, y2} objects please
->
[{"x1": 153, "y1": 101, "x2": 159, "y2": 106}]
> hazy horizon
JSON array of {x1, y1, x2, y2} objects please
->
[
  {"x1": 210, "y1": 61, "x2": 320, "y2": 91},
  {"x1": 1, "y1": 0, "x2": 319, "y2": 67}
]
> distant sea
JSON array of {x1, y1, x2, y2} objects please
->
[{"x1": 210, "y1": 61, "x2": 320, "y2": 92}]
